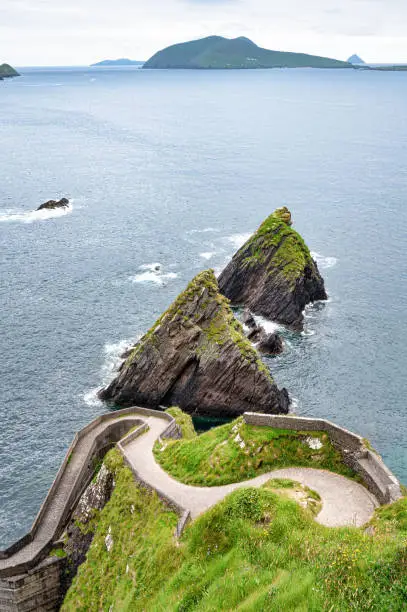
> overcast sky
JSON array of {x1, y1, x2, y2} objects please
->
[{"x1": 1, "y1": 0, "x2": 406, "y2": 66}]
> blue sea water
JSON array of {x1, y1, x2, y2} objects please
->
[{"x1": 0, "y1": 66, "x2": 406, "y2": 548}]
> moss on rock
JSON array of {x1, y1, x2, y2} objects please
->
[
  {"x1": 99, "y1": 269, "x2": 289, "y2": 416},
  {"x1": 218, "y1": 208, "x2": 327, "y2": 330}
]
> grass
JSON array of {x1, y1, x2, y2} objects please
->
[
  {"x1": 153, "y1": 417, "x2": 357, "y2": 486},
  {"x1": 166, "y1": 407, "x2": 197, "y2": 439},
  {"x1": 62, "y1": 449, "x2": 407, "y2": 611},
  {"x1": 240, "y1": 209, "x2": 314, "y2": 286},
  {"x1": 126, "y1": 269, "x2": 272, "y2": 381}
]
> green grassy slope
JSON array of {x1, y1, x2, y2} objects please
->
[
  {"x1": 62, "y1": 449, "x2": 407, "y2": 611},
  {"x1": 143, "y1": 36, "x2": 353, "y2": 70},
  {"x1": 154, "y1": 417, "x2": 356, "y2": 485}
]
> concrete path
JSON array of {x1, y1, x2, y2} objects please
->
[{"x1": 123, "y1": 414, "x2": 378, "y2": 528}]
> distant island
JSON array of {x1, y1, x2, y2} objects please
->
[
  {"x1": 348, "y1": 54, "x2": 365, "y2": 65},
  {"x1": 0, "y1": 63, "x2": 19, "y2": 80},
  {"x1": 91, "y1": 59, "x2": 144, "y2": 67},
  {"x1": 143, "y1": 36, "x2": 353, "y2": 70}
]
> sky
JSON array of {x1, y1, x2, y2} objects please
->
[{"x1": 1, "y1": 0, "x2": 406, "y2": 66}]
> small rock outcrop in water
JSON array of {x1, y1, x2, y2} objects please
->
[
  {"x1": 36, "y1": 197, "x2": 70, "y2": 211},
  {"x1": 243, "y1": 309, "x2": 284, "y2": 355},
  {"x1": 218, "y1": 207, "x2": 327, "y2": 330},
  {"x1": 257, "y1": 332, "x2": 284, "y2": 355},
  {"x1": 99, "y1": 269, "x2": 289, "y2": 416}
]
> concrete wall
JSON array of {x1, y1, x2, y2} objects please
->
[{"x1": 243, "y1": 412, "x2": 402, "y2": 505}]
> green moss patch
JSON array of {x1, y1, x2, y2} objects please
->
[
  {"x1": 166, "y1": 407, "x2": 197, "y2": 440},
  {"x1": 127, "y1": 269, "x2": 272, "y2": 380},
  {"x1": 153, "y1": 417, "x2": 356, "y2": 486},
  {"x1": 241, "y1": 209, "x2": 314, "y2": 285}
]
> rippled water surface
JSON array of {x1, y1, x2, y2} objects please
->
[{"x1": 1, "y1": 66, "x2": 406, "y2": 547}]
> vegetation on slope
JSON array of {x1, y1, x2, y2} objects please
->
[
  {"x1": 153, "y1": 417, "x2": 356, "y2": 485},
  {"x1": 241, "y1": 208, "x2": 314, "y2": 284},
  {"x1": 166, "y1": 407, "x2": 197, "y2": 440},
  {"x1": 62, "y1": 448, "x2": 407, "y2": 611},
  {"x1": 143, "y1": 36, "x2": 353, "y2": 70},
  {"x1": 126, "y1": 269, "x2": 272, "y2": 379}
]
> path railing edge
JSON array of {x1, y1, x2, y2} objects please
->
[
  {"x1": 0, "y1": 407, "x2": 152, "y2": 574},
  {"x1": 243, "y1": 412, "x2": 402, "y2": 505}
]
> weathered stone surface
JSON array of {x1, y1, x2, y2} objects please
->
[
  {"x1": 218, "y1": 208, "x2": 327, "y2": 330},
  {"x1": 62, "y1": 464, "x2": 114, "y2": 590},
  {"x1": 99, "y1": 270, "x2": 289, "y2": 416},
  {"x1": 257, "y1": 332, "x2": 284, "y2": 355},
  {"x1": 37, "y1": 197, "x2": 70, "y2": 211}
]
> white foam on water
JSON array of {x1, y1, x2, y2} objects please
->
[
  {"x1": 227, "y1": 233, "x2": 252, "y2": 250},
  {"x1": 0, "y1": 202, "x2": 73, "y2": 224},
  {"x1": 311, "y1": 251, "x2": 338, "y2": 269},
  {"x1": 188, "y1": 227, "x2": 220, "y2": 234},
  {"x1": 199, "y1": 252, "x2": 216, "y2": 261},
  {"x1": 253, "y1": 314, "x2": 281, "y2": 334},
  {"x1": 83, "y1": 337, "x2": 138, "y2": 407},
  {"x1": 129, "y1": 262, "x2": 178, "y2": 285}
]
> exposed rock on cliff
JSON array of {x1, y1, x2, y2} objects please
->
[
  {"x1": 218, "y1": 208, "x2": 327, "y2": 330},
  {"x1": 37, "y1": 197, "x2": 69, "y2": 211},
  {"x1": 99, "y1": 270, "x2": 289, "y2": 416},
  {"x1": 58, "y1": 463, "x2": 114, "y2": 595}
]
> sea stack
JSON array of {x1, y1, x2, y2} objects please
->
[
  {"x1": 218, "y1": 207, "x2": 327, "y2": 330},
  {"x1": 99, "y1": 269, "x2": 289, "y2": 416}
]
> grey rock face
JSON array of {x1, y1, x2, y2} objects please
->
[
  {"x1": 99, "y1": 270, "x2": 289, "y2": 417},
  {"x1": 37, "y1": 197, "x2": 70, "y2": 211},
  {"x1": 218, "y1": 208, "x2": 327, "y2": 330}
]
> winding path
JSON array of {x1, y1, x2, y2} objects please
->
[
  {"x1": 0, "y1": 407, "x2": 378, "y2": 580},
  {"x1": 122, "y1": 412, "x2": 378, "y2": 528}
]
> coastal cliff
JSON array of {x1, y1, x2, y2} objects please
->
[
  {"x1": 218, "y1": 208, "x2": 327, "y2": 330},
  {"x1": 99, "y1": 269, "x2": 289, "y2": 416}
]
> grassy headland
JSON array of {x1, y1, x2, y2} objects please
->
[
  {"x1": 62, "y1": 448, "x2": 407, "y2": 611},
  {"x1": 153, "y1": 417, "x2": 356, "y2": 486}
]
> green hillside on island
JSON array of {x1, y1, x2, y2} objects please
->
[
  {"x1": 143, "y1": 36, "x2": 353, "y2": 70},
  {"x1": 0, "y1": 63, "x2": 19, "y2": 79}
]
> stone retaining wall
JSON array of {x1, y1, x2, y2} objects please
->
[{"x1": 243, "y1": 412, "x2": 402, "y2": 505}]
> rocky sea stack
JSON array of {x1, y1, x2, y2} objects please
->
[
  {"x1": 37, "y1": 197, "x2": 70, "y2": 211},
  {"x1": 218, "y1": 207, "x2": 327, "y2": 330},
  {"x1": 99, "y1": 270, "x2": 289, "y2": 416}
]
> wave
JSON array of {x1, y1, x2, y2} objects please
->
[
  {"x1": 187, "y1": 227, "x2": 220, "y2": 234},
  {"x1": 83, "y1": 337, "x2": 138, "y2": 407},
  {"x1": 311, "y1": 251, "x2": 338, "y2": 269},
  {"x1": 199, "y1": 251, "x2": 216, "y2": 261},
  {"x1": 227, "y1": 233, "x2": 252, "y2": 250},
  {"x1": 0, "y1": 202, "x2": 73, "y2": 224},
  {"x1": 129, "y1": 263, "x2": 178, "y2": 285},
  {"x1": 253, "y1": 314, "x2": 282, "y2": 334}
]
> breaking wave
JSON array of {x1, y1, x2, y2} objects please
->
[
  {"x1": 227, "y1": 233, "x2": 252, "y2": 250},
  {"x1": 311, "y1": 251, "x2": 338, "y2": 269},
  {"x1": 83, "y1": 337, "x2": 138, "y2": 407},
  {"x1": 0, "y1": 202, "x2": 73, "y2": 224},
  {"x1": 129, "y1": 263, "x2": 178, "y2": 285},
  {"x1": 199, "y1": 251, "x2": 216, "y2": 261}
]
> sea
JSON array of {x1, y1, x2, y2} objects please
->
[{"x1": 0, "y1": 65, "x2": 406, "y2": 548}]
